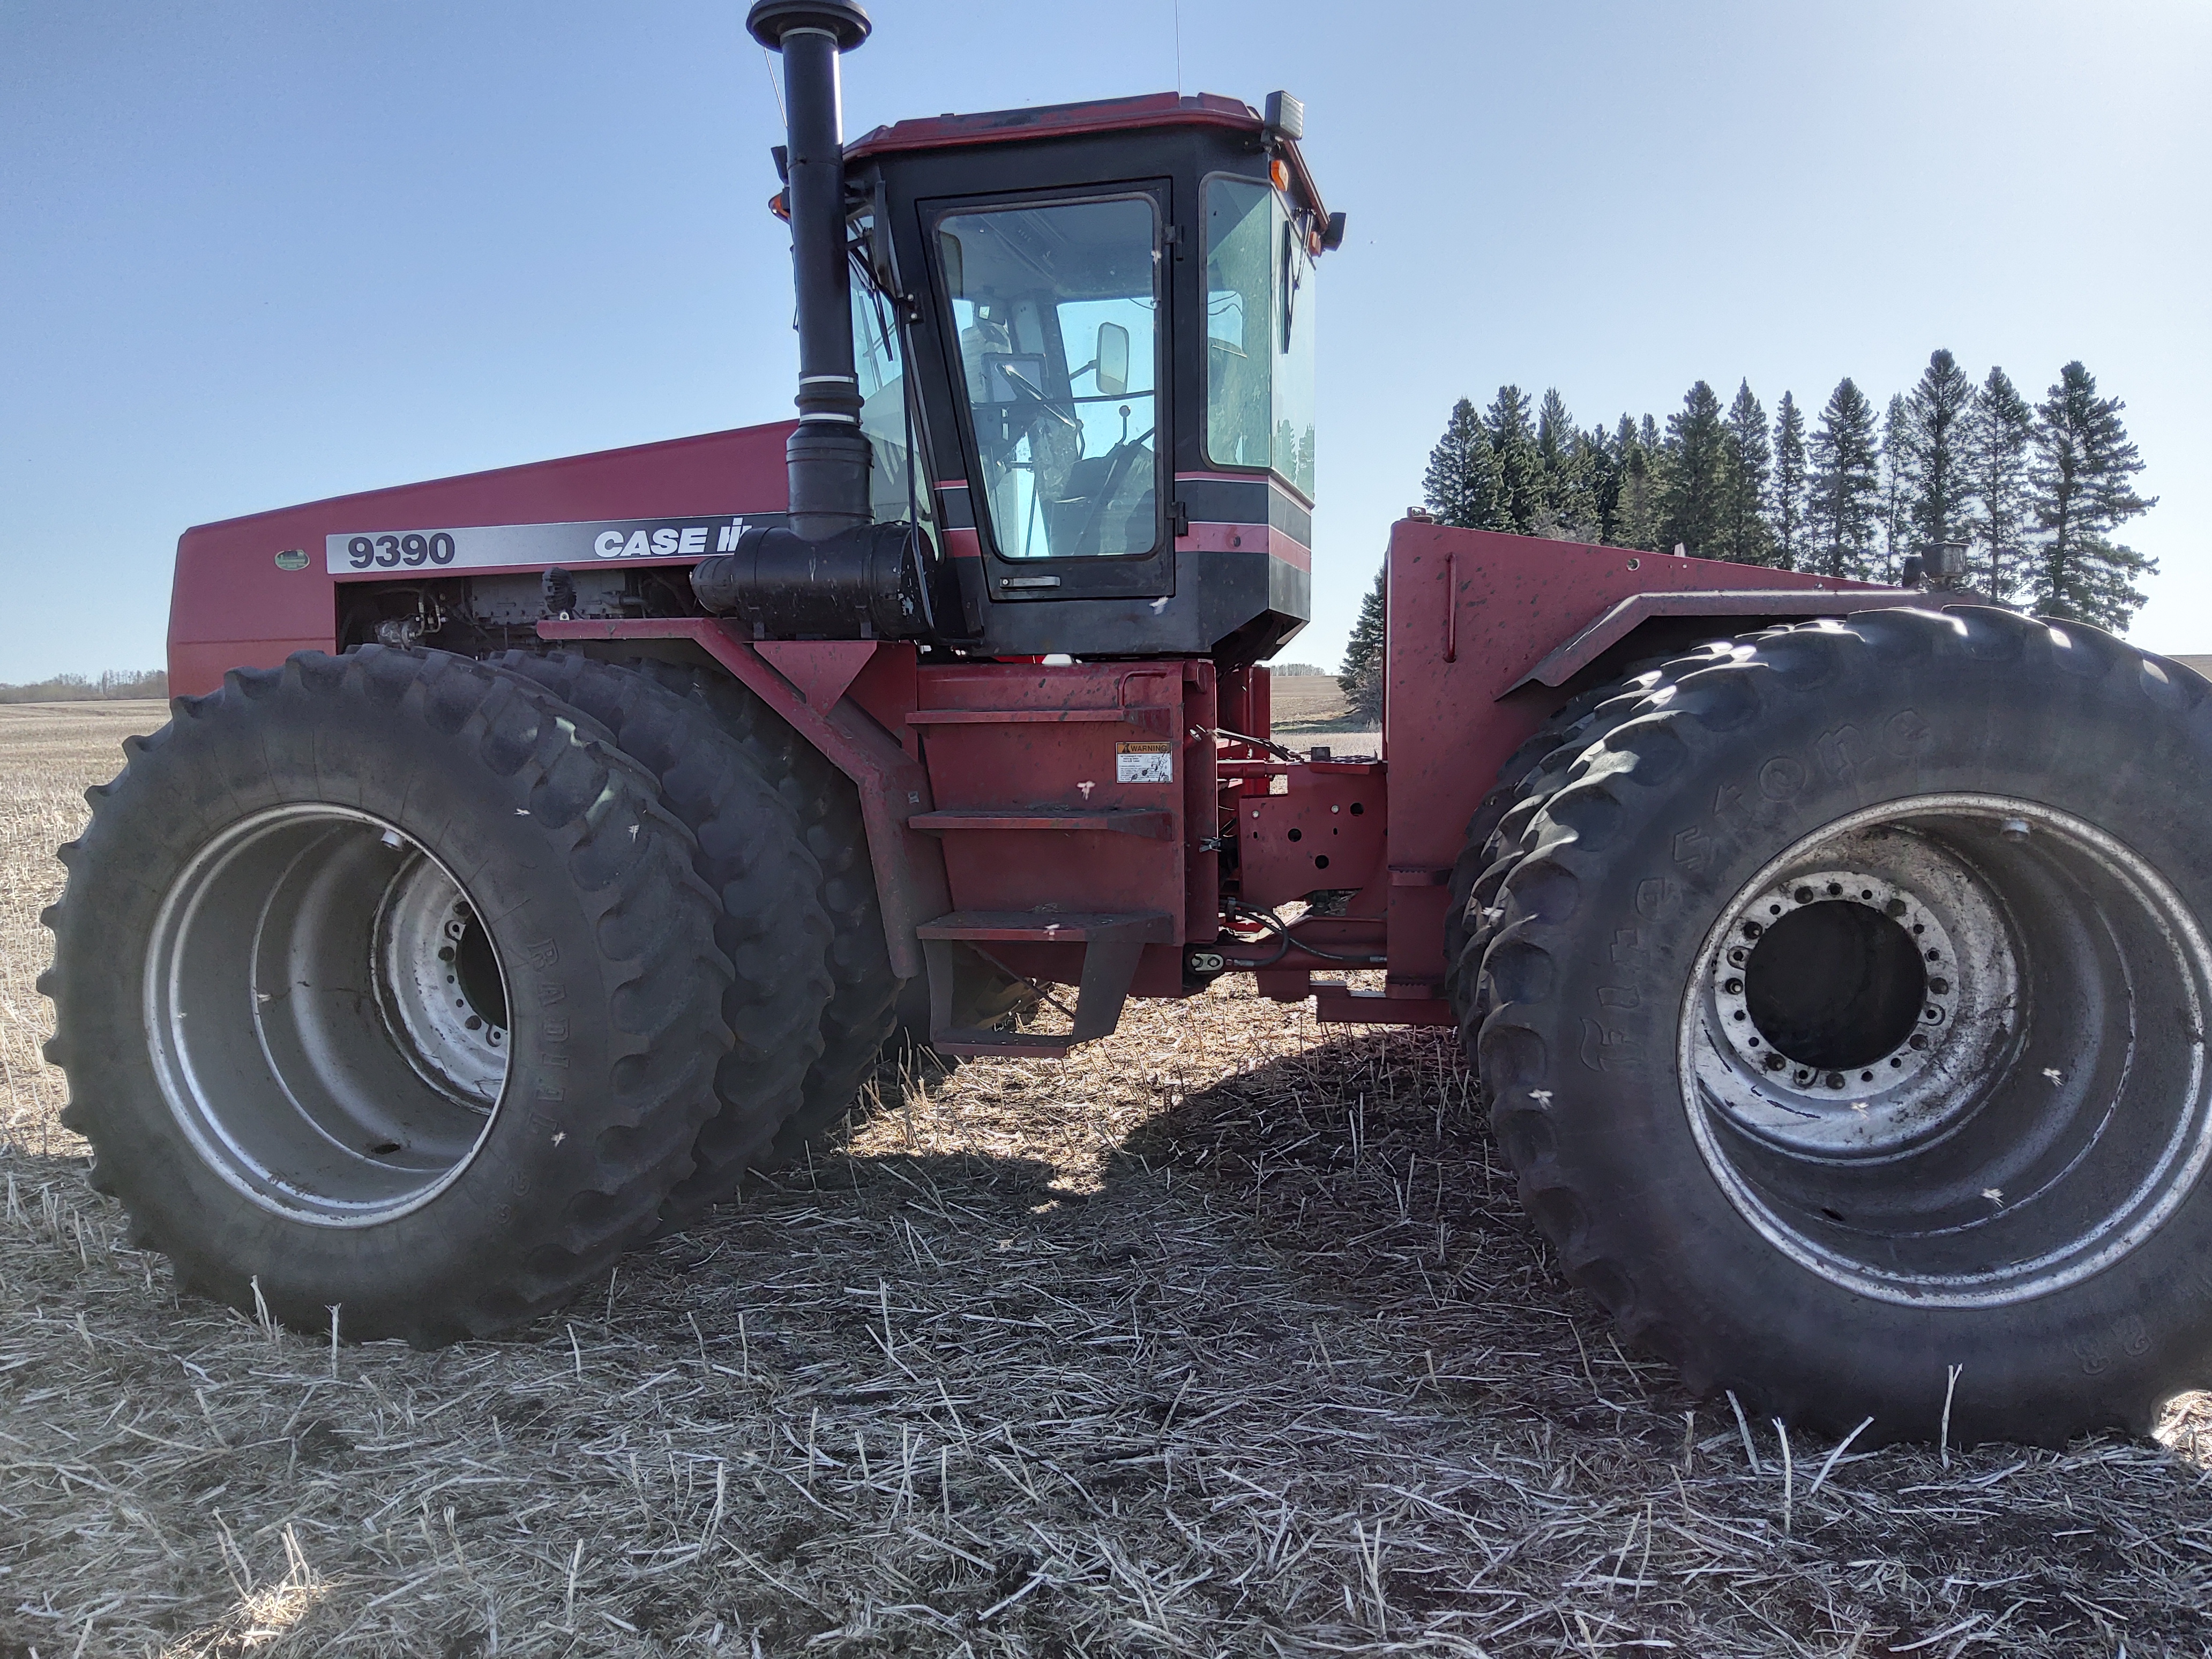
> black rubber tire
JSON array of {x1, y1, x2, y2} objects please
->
[
  {"x1": 1471, "y1": 608, "x2": 2212, "y2": 1445},
  {"x1": 1443, "y1": 645, "x2": 1744, "y2": 1022},
  {"x1": 625, "y1": 659, "x2": 903, "y2": 1167},
  {"x1": 40, "y1": 648, "x2": 732, "y2": 1343},
  {"x1": 1441, "y1": 682, "x2": 1646, "y2": 1015},
  {"x1": 492, "y1": 652, "x2": 835, "y2": 1225}
]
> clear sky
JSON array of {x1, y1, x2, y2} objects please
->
[{"x1": 3, "y1": 1, "x2": 2206, "y2": 682}]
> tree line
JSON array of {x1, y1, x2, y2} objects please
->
[
  {"x1": 1416, "y1": 353, "x2": 2156, "y2": 631},
  {"x1": 1336, "y1": 354, "x2": 2157, "y2": 720},
  {"x1": 0, "y1": 669, "x2": 168, "y2": 704}
]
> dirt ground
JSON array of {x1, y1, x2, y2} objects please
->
[{"x1": 2, "y1": 701, "x2": 2210, "y2": 1657}]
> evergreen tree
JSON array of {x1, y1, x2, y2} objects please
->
[
  {"x1": 1808, "y1": 377, "x2": 1881, "y2": 578},
  {"x1": 1536, "y1": 387, "x2": 1574, "y2": 478},
  {"x1": 1878, "y1": 393, "x2": 1912, "y2": 581},
  {"x1": 1339, "y1": 565, "x2": 1387, "y2": 722},
  {"x1": 1657, "y1": 380, "x2": 1728, "y2": 557},
  {"x1": 1770, "y1": 392, "x2": 1809, "y2": 571},
  {"x1": 1609, "y1": 413, "x2": 1660, "y2": 551},
  {"x1": 1906, "y1": 348, "x2": 1975, "y2": 553},
  {"x1": 1485, "y1": 385, "x2": 1542, "y2": 534},
  {"x1": 1715, "y1": 379, "x2": 1773, "y2": 565},
  {"x1": 1585, "y1": 423, "x2": 1623, "y2": 545},
  {"x1": 1966, "y1": 367, "x2": 2035, "y2": 603},
  {"x1": 2028, "y1": 361, "x2": 2158, "y2": 631},
  {"x1": 1534, "y1": 388, "x2": 1599, "y2": 539},
  {"x1": 1421, "y1": 398, "x2": 1501, "y2": 529}
]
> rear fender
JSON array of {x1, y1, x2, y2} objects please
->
[
  {"x1": 1380, "y1": 520, "x2": 1912, "y2": 988},
  {"x1": 539, "y1": 619, "x2": 945, "y2": 981}
]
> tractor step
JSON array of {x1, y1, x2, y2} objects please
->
[
  {"x1": 909, "y1": 806, "x2": 1172, "y2": 839},
  {"x1": 918, "y1": 909, "x2": 1174, "y2": 1057}
]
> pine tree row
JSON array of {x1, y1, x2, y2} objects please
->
[{"x1": 1419, "y1": 355, "x2": 2158, "y2": 632}]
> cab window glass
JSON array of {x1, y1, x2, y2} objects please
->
[
  {"x1": 937, "y1": 197, "x2": 1160, "y2": 560},
  {"x1": 1204, "y1": 176, "x2": 1318, "y2": 501},
  {"x1": 850, "y1": 264, "x2": 930, "y2": 532}
]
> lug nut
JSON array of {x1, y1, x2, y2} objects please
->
[
  {"x1": 1909, "y1": 1034, "x2": 1929, "y2": 1050},
  {"x1": 1743, "y1": 921, "x2": 1762, "y2": 939},
  {"x1": 1723, "y1": 977, "x2": 1743, "y2": 995},
  {"x1": 1929, "y1": 977, "x2": 1950, "y2": 995},
  {"x1": 1825, "y1": 1072, "x2": 1845, "y2": 1088},
  {"x1": 1793, "y1": 886, "x2": 1813, "y2": 903},
  {"x1": 1763, "y1": 1052, "x2": 1787, "y2": 1071}
]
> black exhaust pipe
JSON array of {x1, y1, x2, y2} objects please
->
[
  {"x1": 747, "y1": 0, "x2": 872, "y2": 541},
  {"x1": 696, "y1": 0, "x2": 947, "y2": 641}
]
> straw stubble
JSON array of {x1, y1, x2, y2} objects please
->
[{"x1": 0, "y1": 701, "x2": 2206, "y2": 1654}]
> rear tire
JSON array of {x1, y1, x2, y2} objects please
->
[
  {"x1": 628, "y1": 660, "x2": 904, "y2": 1167},
  {"x1": 1472, "y1": 610, "x2": 2212, "y2": 1444},
  {"x1": 40, "y1": 648, "x2": 733, "y2": 1343},
  {"x1": 492, "y1": 652, "x2": 835, "y2": 1227}
]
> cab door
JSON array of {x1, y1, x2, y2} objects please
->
[{"x1": 922, "y1": 183, "x2": 1175, "y2": 604}]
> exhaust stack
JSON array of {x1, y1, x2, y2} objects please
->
[{"x1": 748, "y1": 0, "x2": 872, "y2": 541}]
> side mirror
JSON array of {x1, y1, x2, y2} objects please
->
[{"x1": 1094, "y1": 322, "x2": 1130, "y2": 397}]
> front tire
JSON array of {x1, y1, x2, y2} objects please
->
[
  {"x1": 1472, "y1": 609, "x2": 2212, "y2": 1443},
  {"x1": 40, "y1": 648, "x2": 733, "y2": 1343}
]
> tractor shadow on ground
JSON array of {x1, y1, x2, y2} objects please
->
[{"x1": 681, "y1": 1020, "x2": 1699, "y2": 1443}]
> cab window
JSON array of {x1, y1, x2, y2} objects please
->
[
  {"x1": 1204, "y1": 176, "x2": 1318, "y2": 501},
  {"x1": 850, "y1": 263, "x2": 929, "y2": 532},
  {"x1": 936, "y1": 196, "x2": 1161, "y2": 560}
]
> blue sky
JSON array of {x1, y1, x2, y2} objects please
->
[{"x1": 3, "y1": 1, "x2": 2206, "y2": 681}]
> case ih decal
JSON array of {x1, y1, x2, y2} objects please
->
[{"x1": 324, "y1": 514, "x2": 784, "y2": 576}]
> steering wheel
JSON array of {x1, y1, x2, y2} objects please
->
[{"x1": 995, "y1": 363, "x2": 1081, "y2": 435}]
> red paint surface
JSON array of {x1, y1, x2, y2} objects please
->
[
  {"x1": 169, "y1": 422, "x2": 792, "y2": 694},
  {"x1": 1380, "y1": 522, "x2": 1892, "y2": 987}
]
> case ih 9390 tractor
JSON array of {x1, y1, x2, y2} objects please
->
[{"x1": 41, "y1": 2, "x2": 2212, "y2": 1446}]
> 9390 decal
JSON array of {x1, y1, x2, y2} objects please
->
[
  {"x1": 345, "y1": 533, "x2": 458, "y2": 570},
  {"x1": 324, "y1": 513, "x2": 780, "y2": 577}
]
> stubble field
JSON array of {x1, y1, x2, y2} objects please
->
[{"x1": 1, "y1": 702, "x2": 2209, "y2": 1656}]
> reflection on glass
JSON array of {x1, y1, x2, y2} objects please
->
[
  {"x1": 850, "y1": 264, "x2": 928, "y2": 531},
  {"x1": 1204, "y1": 176, "x2": 1318, "y2": 501},
  {"x1": 938, "y1": 197, "x2": 1160, "y2": 559}
]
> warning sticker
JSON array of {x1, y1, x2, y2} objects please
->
[{"x1": 1116, "y1": 741, "x2": 1174, "y2": 784}]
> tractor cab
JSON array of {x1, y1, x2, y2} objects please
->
[{"x1": 838, "y1": 92, "x2": 1343, "y2": 664}]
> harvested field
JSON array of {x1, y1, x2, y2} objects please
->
[
  {"x1": 2, "y1": 700, "x2": 2210, "y2": 1656},
  {"x1": 1266, "y1": 674, "x2": 1373, "y2": 738}
]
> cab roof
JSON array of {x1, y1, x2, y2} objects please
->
[
  {"x1": 845, "y1": 91, "x2": 1328, "y2": 222},
  {"x1": 845, "y1": 92, "x2": 1261, "y2": 159}
]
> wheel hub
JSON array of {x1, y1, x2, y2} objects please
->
[
  {"x1": 1680, "y1": 794, "x2": 2212, "y2": 1306},
  {"x1": 145, "y1": 805, "x2": 512, "y2": 1228},
  {"x1": 1698, "y1": 841, "x2": 2013, "y2": 1159}
]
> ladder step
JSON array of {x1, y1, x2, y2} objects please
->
[
  {"x1": 916, "y1": 909, "x2": 1175, "y2": 944},
  {"x1": 909, "y1": 806, "x2": 1172, "y2": 839},
  {"x1": 929, "y1": 1030, "x2": 1082, "y2": 1059}
]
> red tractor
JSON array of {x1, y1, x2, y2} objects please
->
[{"x1": 44, "y1": 1, "x2": 2212, "y2": 1446}]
